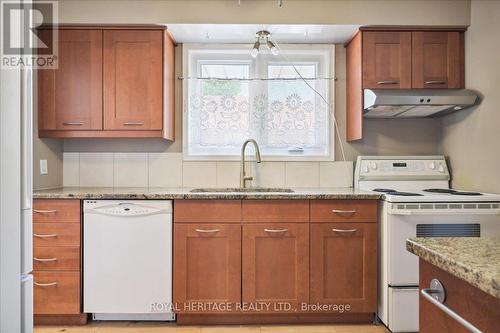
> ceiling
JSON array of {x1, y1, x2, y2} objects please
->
[{"x1": 167, "y1": 24, "x2": 359, "y2": 44}]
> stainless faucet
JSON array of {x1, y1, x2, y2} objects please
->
[{"x1": 240, "y1": 139, "x2": 262, "y2": 188}]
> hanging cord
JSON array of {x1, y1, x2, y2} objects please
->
[{"x1": 272, "y1": 41, "x2": 347, "y2": 162}]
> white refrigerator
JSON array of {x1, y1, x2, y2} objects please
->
[{"x1": 0, "y1": 27, "x2": 34, "y2": 333}]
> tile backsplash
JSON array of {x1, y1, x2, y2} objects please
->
[{"x1": 63, "y1": 152, "x2": 353, "y2": 188}]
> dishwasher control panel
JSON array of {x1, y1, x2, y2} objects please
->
[{"x1": 84, "y1": 200, "x2": 172, "y2": 217}]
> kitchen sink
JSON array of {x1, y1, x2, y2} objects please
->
[{"x1": 189, "y1": 187, "x2": 294, "y2": 193}]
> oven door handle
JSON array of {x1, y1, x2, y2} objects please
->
[{"x1": 389, "y1": 209, "x2": 500, "y2": 216}]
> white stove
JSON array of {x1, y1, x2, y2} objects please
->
[{"x1": 354, "y1": 155, "x2": 500, "y2": 333}]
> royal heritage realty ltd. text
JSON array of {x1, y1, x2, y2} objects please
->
[{"x1": 151, "y1": 302, "x2": 352, "y2": 313}]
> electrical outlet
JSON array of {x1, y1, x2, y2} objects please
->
[{"x1": 40, "y1": 159, "x2": 48, "y2": 175}]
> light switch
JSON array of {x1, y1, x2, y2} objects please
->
[{"x1": 40, "y1": 159, "x2": 48, "y2": 175}]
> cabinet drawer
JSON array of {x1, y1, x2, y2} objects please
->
[
  {"x1": 310, "y1": 200, "x2": 377, "y2": 223},
  {"x1": 33, "y1": 223, "x2": 80, "y2": 247},
  {"x1": 34, "y1": 200, "x2": 80, "y2": 223},
  {"x1": 34, "y1": 247, "x2": 80, "y2": 271},
  {"x1": 33, "y1": 271, "x2": 81, "y2": 314},
  {"x1": 174, "y1": 200, "x2": 241, "y2": 223},
  {"x1": 242, "y1": 200, "x2": 309, "y2": 223}
]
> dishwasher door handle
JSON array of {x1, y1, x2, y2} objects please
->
[{"x1": 421, "y1": 279, "x2": 483, "y2": 333}]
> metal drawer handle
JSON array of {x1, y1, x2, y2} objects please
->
[
  {"x1": 425, "y1": 80, "x2": 447, "y2": 84},
  {"x1": 62, "y1": 122, "x2": 83, "y2": 126},
  {"x1": 264, "y1": 228, "x2": 288, "y2": 233},
  {"x1": 377, "y1": 80, "x2": 399, "y2": 84},
  {"x1": 123, "y1": 122, "x2": 144, "y2": 126},
  {"x1": 331, "y1": 209, "x2": 357, "y2": 215},
  {"x1": 332, "y1": 228, "x2": 357, "y2": 233},
  {"x1": 421, "y1": 279, "x2": 482, "y2": 333},
  {"x1": 34, "y1": 257, "x2": 58, "y2": 262},
  {"x1": 34, "y1": 209, "x2": 57, "y2": 214},
  {"x1": 34, "y1": 282, "x2": 58, "y2": 287},
  {"x1": 33, "y1": 233, "x2": 58, "y2": 238},
  {"x1": 195, "y1": 228, "x2": 220, "y2": 233}
]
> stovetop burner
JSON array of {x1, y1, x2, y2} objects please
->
[
  {"x1": 373, "y1": 188, "x2": 396, "y2": 193},
  {"x1": 423, "y1": 189, "x2": 483, "y2": 196},
  {"x1": 450, "y1": 191, "x2": 483, "y2": 196},
  {"x1": 373, "y1": 188, "x2": 423, "y2": 196},
  {"x1": 388, "y1": 191, "x2": 424, "y2": 196}
]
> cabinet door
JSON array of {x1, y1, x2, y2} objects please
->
[
  {"x1": 242, "y1": 223, "x2": 309, "y2": 312},
  {"x1": 173, "y1": 224, "x2": 241, "y2": 313},
  {"x1": 103, "y1": 30, "x2": 163, "y2": 130},
  {"x1": 38, "y1": 29, "x2": 102, "y2": 130},
  {"x1": 33, "y1": 271, "x2": 80, "y2": 314},
  {"x1": 363, "y1": 31, "x2": 412, "y2": 89},
  {"x1": 412, "y1": 32, "x2": 462, "y2": 88},
  {"x1": 310, "y1": 223, "x2": 376, "y2": 313}
]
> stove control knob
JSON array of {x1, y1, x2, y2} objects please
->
[
  {"x1": 363, "y1": 165, "x2": 369, "y2": 173},
  {"x1": 429, "y1": 162, "x2": 436, "y2": 170},
  {"x1": 370, "y1": 162, "x2": 378, "y2": 170},
  {"x1": 438, "y1": 164, "x2": 445, "y2": 173}
]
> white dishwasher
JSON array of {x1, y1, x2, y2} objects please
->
[{"x1": 83, "y1": 200, "x2": 174, "y2": 321}]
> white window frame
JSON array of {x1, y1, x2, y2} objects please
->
[{"x1": 182, "y1": 43, "x2": 336, "y2": 161}]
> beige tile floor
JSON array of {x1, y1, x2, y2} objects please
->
[{"x1": 34, "y1": 322, "x2": 389, "y2": 333}]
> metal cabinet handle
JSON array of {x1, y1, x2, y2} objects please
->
[
  {"x1": 34, "y1": 209, "x2": 57, "y2": 214},
  {"x1": 34, "y1": 257, "x2": 58, "y2": 262},
  {"x1": 264, "y1": 228, "x2": 288, "y2": 233},
  {"x1": 123, "y1": 122, "x2": 144, "y2": 126},
  {"x1": 62, "y1": 122, "x2": 83, "y2": 126},
  {"x1": 195, "y1": 228, "x2": 220, "y2": 233},
  {"x1": 331, "y1": 209, "x2": 357, "y2": 215},
  {"x1": 33, "y1": 233, "x2": 58, "y2": 238},
  {"x1": 332, "y1": 228, "x2": 358, "y2": 233},
  {"x1": 34, "y1": 282, "x2": 58, "y2": 287},
  {"x1": 377, "y1": 80, "x2": 399, "y2": 84},
  {"x1": 421, "y1": 279, "x2": 482, "y2": 333},
  {"x1": 425, "y1": 80, "x2": 447, "y2": 84}
]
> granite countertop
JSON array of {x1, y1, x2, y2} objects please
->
[
  {"x1": 33, "y1": 186, "x2": 382, "y2": 200},
  {"x1": 407, "y1": 237, "x2": 500, "y2": 299}
]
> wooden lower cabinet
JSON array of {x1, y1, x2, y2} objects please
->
[
  {"x1": 310, "y1": 223, "x2": 377, "y2": 313},
  {"x1": 33, "y1": 199, "x2": 85, "y2": 325},
  {"x1": 419, "y1": 259, "x2": 500, "y2": 333},
  {"x1": 242, "y1": 223, "x2": 309, "y2": 312},
  {"x1": 173, "y1": 199, "x2": 378, "y2": 323},
  {"x1": 173, "y1": 224, "x2": 241, "y2": 313}
]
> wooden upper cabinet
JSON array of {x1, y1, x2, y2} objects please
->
[
  {"x1": 242, "y1": 223, "x2": 309, "y2": 312},
  {"x1": 38, "y1": 25, "x2": 175, "y2": 139},
  {"x1": 38, "y1": 29, "x2": 103, "y2": 131},
  {"x1": 412, "y1": 32, "x2": 463, "y2": 88},
  {"x1": 345, "y1": 27, "x2": 466, "y2": 141},
  {"x1": 173, "y1": 224, "x2": 241, "y2": 313},
  {"x1": 103, "y1": 30, "x2": 163, "y2": 131},
  {"x1": 310, "y1": 223, "x2": 376, "y2": 313},
  {"x1": 362, "y1": 31, "x2": 412, "y2": 89}
]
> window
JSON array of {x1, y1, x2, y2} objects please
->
[{"x1": 183, "y1": 44, "x2": 334, "y2": 160}]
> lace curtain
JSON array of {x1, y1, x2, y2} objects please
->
[{"x1": 186, "y1": 77, "x2": 330, "y2": 157}]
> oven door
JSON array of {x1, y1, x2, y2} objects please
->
[{"x1": 386, "y1": 202, "x2": 500, "y2": 286}]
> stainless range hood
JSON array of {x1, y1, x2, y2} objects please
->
[{"x1": 363, "y1": 89, "x2": 479, "y2": 118}]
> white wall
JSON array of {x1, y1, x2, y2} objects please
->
[
  {"x1": 441, "y1": 0, "x2": 500, "y2": 193},
  {"x1": 57, "y1": 0, "x2": 470, "y2": 25}
]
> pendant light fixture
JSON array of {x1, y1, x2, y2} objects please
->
[{"x1": 251, "y1": 30, "x2": 279, "y2": 58}]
